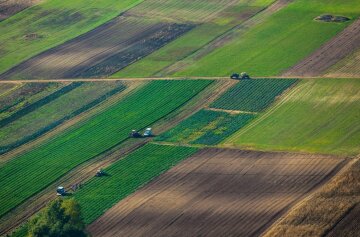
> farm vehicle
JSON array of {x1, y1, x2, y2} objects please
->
[
  {"x1": 56, "y1": 186, "x2": 66, "y2": 196},
  {"x1": 95, "y1": 168, "x2": 105, "y2": 177},
  {"x1": 130, "y1": 128, "x2": 153, "y2": 138},
  {"x1": 230, "y1": 72, "x2": 250, "y2": 80}
]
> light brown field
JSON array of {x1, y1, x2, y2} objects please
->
[
  {"x1": 0, "y1": 0, "x2": 41, "y2": 21},
  {"x1": 283, "y1": 18, "x2": 360, "y2": 77},
  {"x1": 88, "y1": 148, "x2": 346, "y2": 237}
]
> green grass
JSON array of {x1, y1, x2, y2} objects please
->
[
  {"x1": 112, "y1": 5, "x2": 266, "y2": 78},
  {"x1": 156, "y1": 109, "x2": 255, "y2": 145},
  {"x1": 0, "y1": 80, "x2": 212, "y2": 218},
  {"x1": 174, "y1": 0, "x2": 360, "y2": 77},
  {"x1": 210, "y1": 79, "x2": 297, "y2": 112},
  {"x1": 0, "y1": 82, "x2": 126, "y2": 154},
  {"x1": 225, "y1": 79, "x2": 360, "y2": 156},
  {"x1": 0, "y1": 0, "x2": 142, "y2": 74},
  {"x1": 75, "y1": 143, "x2": 198, "y2": 224},
  {"x1": 112, "y1": 0, "x2": 275, "y2": 78}
]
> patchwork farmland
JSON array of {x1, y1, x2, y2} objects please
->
[{"x1": 1, "y1": 0, "x2": 360, "y2": 236}]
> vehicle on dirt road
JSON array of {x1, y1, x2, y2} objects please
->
[{"x1": 230, "y1": 72, "x2": 250, "y2": 80}]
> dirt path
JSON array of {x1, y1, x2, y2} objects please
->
[
  {"x1": 283, "y1": 18, "x2": 360, "y2": 77},
  {"x1": 0, "y1": 80, "x2": 233, "y2": 236},
  {"x1": 88, "y1": 148, "x2": 346, "y2": 237}
]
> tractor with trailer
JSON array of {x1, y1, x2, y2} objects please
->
[
  {"x1": 129, "y1": 128, "x2": 153, "y2": 138},
  {"x1": 230, "y1": 72, "x2": 250, "y2": 80}
]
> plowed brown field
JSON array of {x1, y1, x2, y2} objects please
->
[
  {"x1": 0, "y1": 0, "x2": 40, "y2": 21},
  {"x1": 283, "y1": 18, "x2": 360, "y2": 77},
  {"x1": 88, "y1": 148, "x2": 346, "y2": 237}
]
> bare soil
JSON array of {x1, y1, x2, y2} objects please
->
[
  {"x1": 0, "y1": 16, "x2": 193, "y2": 80},
  {"x1": 88, "y1": 148, "x2": 346, "y2": 237},
  {"x1": 283, "y1": 18, "x2": 360, "y2": 77},
  {"x1": 0, "y1": 0, "x2": 41, "y2": 21},
  {"x1": 326, "y1": 204, "x2": 360, "y2": 237}
]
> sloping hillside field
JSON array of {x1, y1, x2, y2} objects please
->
[
  {"x1": 0, "y1": 80, "x2": 211, "y2": 218},
  {"x1": 88, "y1": 148, "x2": 346, "y2": 237},
  {"x1": 225, "y1": 79, "x2": 360, "y2": 156}
]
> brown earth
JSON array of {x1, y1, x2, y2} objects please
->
[
  {"x1": 0, "y1": 80, "x2": 233, "y2": 235},
  {"x1": 0, "y1": 16, "x2": 193, "y2": 79},
  {"x1": 88, "y1": 148, "x2": 346, "y2": 237},
  {"x1": 0, "y1": 0, "x2": 41, "y2": 21},
  {"x1": 283, "y1": 18, "x2": 360, "y2": 77},
  {"x1": 326, "y1": 204, "x2": 360, "y2": 237}
]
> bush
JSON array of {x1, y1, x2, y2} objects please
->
[{"x1": 28, "y1": 199, "x2": 86, "y2": 237}]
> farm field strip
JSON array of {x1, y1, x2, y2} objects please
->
[
  {"x1": 263, "y1": 157, "x2": 360, "y2": 237},
  {"x1": 0, "y1": 80, "x2": 212, "y2": 219},
  {"x1": 88, "y1": 148, "x2": 346, "y2": 237},
  {"x1": 0, "y1": 82, "x2": 64, "y2": 120},
  {"x1": 160, "y1": 0, "x2": 291, "y2": 76},
  {"x1": 0, "y1": 0, "x2": 41, "y2": 21},
  {"x1": 174, "y1": 0, "x2": 360, "y2": 77},
  {"x1": 326, "y1": 45, "x2": 360, "y2": 78},
  {"x1": 0, "y1": 80, "x2": 229, "y2": 235},
  {"x1": 0, "y1": 83, "x2": 19, "y2": 98},
  {"x1": 113, "y1": 2, "x2": 268, "y2": 78},
  {"x1": 0, "y1": 82, "x2": 75, "y2": 128},
  {"x1": 224, "y1": 78, "x2": 360, "y2": 156},
  {"x1": 0, "y1": 81, "x2": 126, "y2": 155},
  {"x1": 74, "y1": 143, "x2": 199, "y2": 224},
  {"x1": 283, "y1": 18, "x2": 360, "y2": 77},
  {"x1": 210, "y1": 79, "x2": 297, "y2": 112},
  {"x1": 0, "y1": 0, "x2": 143, "y2": 75},
  {"x1": 155, "y1": 109, "x2": 256, "y2": 145}
]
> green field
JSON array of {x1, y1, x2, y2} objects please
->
[
  {"x1": 0, "y1": 0, "x2": 142, "y2": 74},
  {"x1": 174, "y1": 0, "x2": 360, "y2": 77},
  {"x1": 0, "y1": 83, "x2": 63, "y2": 121},
  {"x1": 225, "y1": 79, "x2": 360, "y2": 156},
  {"x1": 0, "y1": 80, "x2": 212, "y2": 218},
  {"x1": 111, "y1": 0, "x2": 274, "y2": 78},
  {"x1": 156, "y1": 109, "x2": 255, "y2": 145},
  {"x1": 0, "y1": 82, "x2": 126, "y2": 154},
  {"x1": 210, "y1": 79, "x2": 297, "y2": 112},
  {"x1": 75, "y1": 143, "x2": 198, "y2": 224}
]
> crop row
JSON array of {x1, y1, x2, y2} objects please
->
[
  {"x1": 74, "y1": 143, "x2": 198, "y2": 224},
  {"x1": 0, "y1": 82, "x2": 82, "y2": 128},
  {"x1": 156, "y1": 109, "x2": 256, "y2": 145},
  {"x1": 0, "y1": 80, "x2": 212, "y2": 218},
  {"x1": 0, "y1": 83, "x2": 63, "y2": 120},
  {"x1": 0, "y1": 82, "x2": 126, "y2": 154},
  {"x1": 210, "y1": 79, "x2": 297, "y2": 112}
]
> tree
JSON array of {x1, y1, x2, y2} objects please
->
[{"x1": 28, "y1": 198, "x2": 87, "y2": 237}]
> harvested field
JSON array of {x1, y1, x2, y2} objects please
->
[
  {"x1": 263, "y1": 157, "x2": 360, "y2": 237},
  {"x1": 326, "y1": 46, "x2": 360, "y2": 78},
  {"x1": 0, "y1": 0, "x2": 41, "y2": 21},
  {"x1": 283, "y1": 18, "x2": 360, "y2": 77},
  {"x1": 326, "y1": 204, "x2": 360, "y2": 237},
  {"x1": 0, "y1": 17, "x2": 194, "y2": 79},
  {"x1": 88, "y1": 148, "x2": 346, "y2": 237}
]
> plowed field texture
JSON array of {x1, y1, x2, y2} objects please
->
[
  {"x1": 0, "y1": 80, "x2": 211, "y2": 218},
  {"x1": 87, "y1": 148, "x2": 346, "y2": 237},
  {"x1": 0, "y1": 0, "x2": 273, "y2": 79},
  {"x1": 225, "y1": 78, "x2": 360, "y2": 156}
]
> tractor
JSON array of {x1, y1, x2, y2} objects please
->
[
  {"x1": 230, "y1": 72, "x2": 250, "y2": 80},
  {"x1": 56, "y1": 186, "x2": 66, "y2": 196},
  {"x1": 95, "y1": 168, "x2": 105, "y2": 177},
  {"x1": 130, "y1": 130, "x2": 142, "y2": 138},
  {"x1": 143, "y1": 128, "x2": 153, "y2": 137}
]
